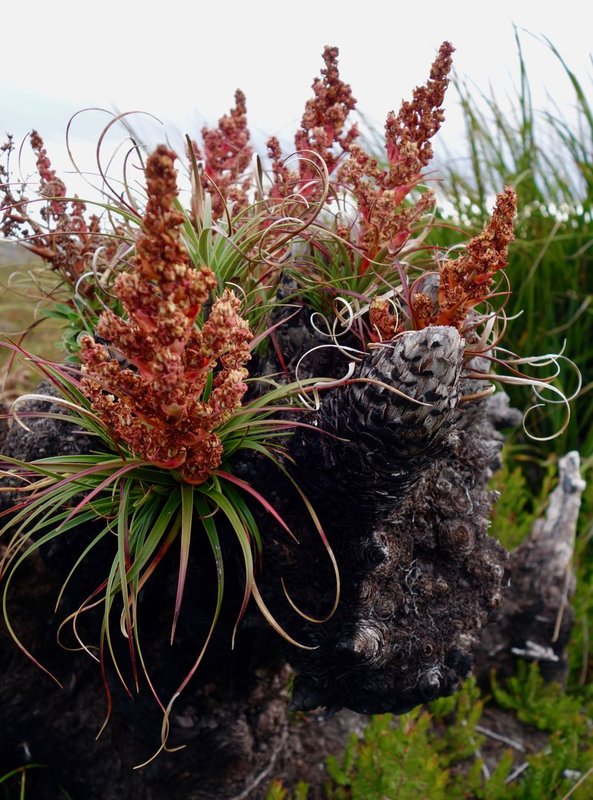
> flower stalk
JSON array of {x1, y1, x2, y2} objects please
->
[{"x1": 80, "y1": 145, "x2": 253, "y2": 484}]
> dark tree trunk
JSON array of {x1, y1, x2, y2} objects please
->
[{"x1": 0, "y1": 322, "x2": 585, "y2": 799}]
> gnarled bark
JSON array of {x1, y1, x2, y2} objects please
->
[
  {"x1": 0, "y1": 322, "x2": 583, "y2": 798},
  {"x1": 288, "y1": 327, "x2": 508, "y2": 715}
]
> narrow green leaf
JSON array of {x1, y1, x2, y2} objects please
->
[{"x1": 170, "y1": 484, "x2": 194, "y2": 644}]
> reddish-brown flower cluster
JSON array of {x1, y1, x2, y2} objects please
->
[
  {"x1": 1, "y1": 132, "x2": 108, "y2": 290},
  {"x1": 338, "y1": 42, "x2": 454, "y2": 270},
  {"x1": 369, "y1": 297, "x2": 401, "y2": 341},
  {"x1": 384, "y1": 41, "x2": 454, "y2": 185},
  {"x1": 412, "y1": 186, "x2": 517, "y2": 330},
  {"x1": 80, "y1": 145, "x2": 252, "y2": 484},
  {"x1": 267, "y1": 45, "x2": 358, "y2": 199},
  {"x1": 189, "y1": 90, "x2": 253, "y2": 220},
  {"x1": 295, "y1": 45, "x2": 358, "y2": 175},
  {"x1": 30, "y1": 131, "x2": 68, "y2": 219}
]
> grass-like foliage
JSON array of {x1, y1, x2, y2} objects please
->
[
  {"x1": 0, "y1": 766, "x2": 37, "y2": 800},
  {"x1": 0, "y1": 146, "x2": 339, "y2": 760}
]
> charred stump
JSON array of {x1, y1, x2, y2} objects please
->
[
  {"x1": 287, "y1": 326, "x2": 508, "y2": 714},
  {"x1": 0, "y1": 323, "x2": 584, "y2": 799}
]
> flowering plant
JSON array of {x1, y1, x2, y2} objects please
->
[
  {"x1": 0, "y1": 41, "x2": 577, "y2": 762},
  {"x1": 0, "y1": 143, "x2": 338, "y2": 760}
]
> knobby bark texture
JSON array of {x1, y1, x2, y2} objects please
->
[{"x1": 0, "y1": 318, "x2": 584, "y2": 799}]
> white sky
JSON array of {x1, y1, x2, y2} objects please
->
[{"x1": 1, "y1": 0, "x2": 592, "y2": 199}]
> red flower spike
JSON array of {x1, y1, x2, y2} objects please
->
[
  {"x1": 295, "y1": 45, "x2": 358, "y2": 176},
  {"x1": 338, "y1": 43, "x2": 454, "y2": 267},
  {"x1": 407, "y1": 186, "x2": 517, "y2": 331},
  {"x1": 384, "y1": 42, "x2": 454, "y2": 184},
  {"x1": 267, "y1": 45, "x2": 358, "y2": 199},
  {"x1": 434, "y1": 186, "x2": 517, "y2": 329},
  {"x1": 80, "y1": 146, "x2": 253, "y2": 484},
  {"x1": 191, "y1": 90, "x2": 253, "y2": 220},
  {"x1": 0, "y1": 131, "x2": 113, "y2": 291}
]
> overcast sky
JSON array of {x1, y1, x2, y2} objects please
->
[{"x1": 1, "y1": 0, "x2": 592, "y2": 200}]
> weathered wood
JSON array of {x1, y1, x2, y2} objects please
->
[{"x1": 477, "y1": 451, "x2": 585, "y2": 684}]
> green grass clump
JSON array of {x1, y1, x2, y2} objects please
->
[
  {"x1": 491, "y1": 660, "x2": 587, "y2": 732},
  {"x1": 0, "y1": 765, "x2": 65, "y2": 800},
  {"x1": 324, "y1": 710, "x2": 450, "y2": 799},
  {"x1": 488, "y1": 453, "x2": 557, "y2": 551}
]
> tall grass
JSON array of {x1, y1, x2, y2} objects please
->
[
  {"x1": 0, "y1": 253, "x2": 64, "y2": 400},
  {"x1": 431, "y1": 32, "x2": 593, "y2": 456}
]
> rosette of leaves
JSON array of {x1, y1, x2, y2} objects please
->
[{"x1": 0, "y1": 145, "x2": 337, "y2": 757}]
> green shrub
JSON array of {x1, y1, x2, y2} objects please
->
[{"x1": 270, "y1": 669, "x2": 593, "y2": 799}]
